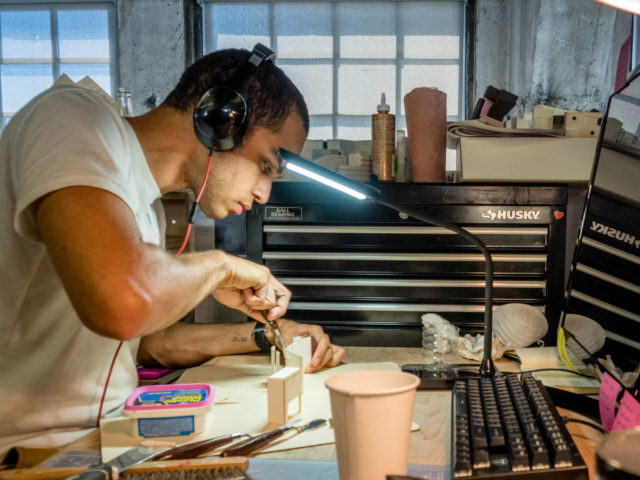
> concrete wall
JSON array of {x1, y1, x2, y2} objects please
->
[
  {"x1": 116, "y1": 0, "x2": 187, "y2": 116},
  {"x1": 474, "y1": 0, "x2": 632, "y2": 114}
]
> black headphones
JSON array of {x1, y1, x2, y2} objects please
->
[{"x1": 193, "y1": 43, "x2": 276, "y2": 152}]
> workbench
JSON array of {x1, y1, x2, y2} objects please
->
[{"x1": 20, "y1": 346, "x2": 602, "y2": 480}]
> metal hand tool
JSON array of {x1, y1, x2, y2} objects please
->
[
  {"x1": 63, "y1": 445, "x2": 170, "y2": 480},
  {"x1": 259, "y1": 310, "x2": 288, "y2": 357},
  {"x1": 149, "y1": 432, "x2": 249, "y2": 461},
  {"x1": 220, "y1": 419, "x2": 327, "y2": 457}
]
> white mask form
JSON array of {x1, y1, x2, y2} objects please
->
[
  {"x1": 493, "y1": 303, "x2": 548, "y2": 349},
  {"x1": 564, "y1": 313, "x2": 606, "y2": 360}
]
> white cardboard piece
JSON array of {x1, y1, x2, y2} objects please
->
[{"x1": 267, "y1": 366, "x2": 302, "y2": 425}]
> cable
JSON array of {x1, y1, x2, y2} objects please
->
[
  {"x1": 563, "y1": 417, "x2": 606, "y2": 435},
  {"x1": 96, "y1": 340, "x2": 123, "y2": 427},
  {"x1": 516, "y1": 367, "x2": 598, "y2": 380},
  {"x1": 96, "y1": 148, "x2": 214, "y2": 426},
  {"x1": 177, "y1": 149, "x2": 214, "y2": 255}
]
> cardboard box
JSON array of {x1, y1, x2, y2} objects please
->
[{"x1": 458, "y1": 136, "x2": 597, "y2": 183}]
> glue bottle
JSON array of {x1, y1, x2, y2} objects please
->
[{"x1": 371, "y1": 93, "x2": 395, "y2": 182}]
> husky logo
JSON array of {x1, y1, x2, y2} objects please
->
[
  {"x1": 481, "y1": 208, "x2": 541, "y2": 221},
  {"x1": 482, "y1": 209, "x2": 497, "y2": 220},
  {"x1": 590, "y1": 221, "x2": 640, "y2": 249}
]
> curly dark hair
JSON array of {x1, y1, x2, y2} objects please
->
[{"x1": 162, "y1": 48, "x2": 309, "y2": 143}]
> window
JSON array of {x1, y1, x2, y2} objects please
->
[
  {"x1": 204, "y1": 1, "x2": 468, "y2": 140},
  {"x1": 0, "y1": 1, "x2": 116, "y2": 130}
]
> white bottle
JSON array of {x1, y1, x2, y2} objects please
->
[
  {"x1": 394, "y1": 129, "x2": 408, "y2": 182},
  {"x1": 117, "y1": 87, "x2": 134, "y2": 117}
]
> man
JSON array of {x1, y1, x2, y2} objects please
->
[{"x1": 0, "y1": 46, "x2": 345, "y2": 454}]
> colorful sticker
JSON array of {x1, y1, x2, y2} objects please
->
[{"x1": 134, "y1": 388, "x2": 208, "y2": 406}]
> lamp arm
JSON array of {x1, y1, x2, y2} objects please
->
[
  {"x1": 374, "y1": 195, "x2": 496, "y2": 378},
  {"x1": 280, "y1": 147, "x2": 495, "y2": 377}
]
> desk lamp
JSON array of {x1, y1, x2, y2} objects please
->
[
  {"x1": 594, "y1": 0, "x2": 640, "y2": 14},
  {"x1": 280, "y1": 148, "x2": 496, "y2": 387}
]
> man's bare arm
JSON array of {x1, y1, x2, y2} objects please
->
[
  {"x1": 36, "y1": 186, "x2": 287, "y2": 339},
  {"x1": 138, "y1": 319, "x2": 346, "y2": 373}
]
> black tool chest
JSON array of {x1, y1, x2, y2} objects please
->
[
  {"x1": 246, "y1": 182, "x2": 567, "y2": 347},
  {"x1": 565, "y1": 189, "x2": 640, "y2": 370}
]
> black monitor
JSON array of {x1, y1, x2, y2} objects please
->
[{"x1": 561, "y1": 68, "x2": 640, "y2": 371}]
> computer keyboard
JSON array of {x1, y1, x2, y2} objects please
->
[{"x1": 451, "y1": 373, "x2": 588, "y2": 479}]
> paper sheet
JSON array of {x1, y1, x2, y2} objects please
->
[
  {"x1": 100, "y1": 362, "x2": 401, "y2": 461},
  {"x1": 512, "y1": 347, "x2": 600, "y2": 389}
]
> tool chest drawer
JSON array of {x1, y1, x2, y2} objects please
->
[{"x1": 246, "y1": 182, "x2": 567, "y2": 347}]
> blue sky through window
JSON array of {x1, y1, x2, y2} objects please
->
[{"x1": 0, "y1": 4, "x2": 114, "y2": 129}]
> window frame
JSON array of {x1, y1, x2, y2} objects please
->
[
  {"x1": 202, "y1": 0, "x2": 472, "y2": 139},
  {"x1": 0, "y1": 0, "x2": 117, "y2": 126}
]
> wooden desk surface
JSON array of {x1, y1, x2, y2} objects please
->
[{"x1": 62, "y1": 346, "x2": 602, "y2": 478}]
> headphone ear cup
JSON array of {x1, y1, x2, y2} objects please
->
[{"x1": 193, "y1": 85, "x2": 248, "y2": 151}]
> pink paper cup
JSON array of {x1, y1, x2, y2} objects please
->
[{"x1": 325, "y1": 370, "x2": 420, "y2": 480}]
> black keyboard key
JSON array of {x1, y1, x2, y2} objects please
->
[
  {"x1": 472, "y1": 448, "x2": 490, "y2": 469},
  {"x1": 487, "y1": 425, "x2": 505, "y2": 447},
  {"x1": 511, "y1": 446, "x2": 531, "y2": 472},
  {"x1": 454, "y1": 456, "x2": 473, "y2": 477},
  {"x1": 529, "y1": 443, "x2": 550, "y2": 469}
]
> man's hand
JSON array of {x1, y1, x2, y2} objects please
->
[
  {"x1": 272, "y1": 319, "x2": 346, "y2": 373},
  {"x1": 213, "y1": 254, "x2": 291, "y2": 322}
]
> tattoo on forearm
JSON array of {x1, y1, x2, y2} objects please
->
[{"x1": 232, "y1": 336, "x2": 249, "y2": 343}]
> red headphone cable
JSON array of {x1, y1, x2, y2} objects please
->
[{"x1": 177, "y1": 150, "x2": 214, "y2": 255}]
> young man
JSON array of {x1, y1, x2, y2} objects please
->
[{"x1": 0, "y1": 46, "x2": 345, "y2": 453}]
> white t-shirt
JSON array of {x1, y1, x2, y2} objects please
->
[{"x1": 0, "y1": 85, "x2": 163, "y2": 454}]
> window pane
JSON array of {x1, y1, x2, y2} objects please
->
[
  {"x1": 401, "y1": 2, "x2": 463, "y2": 59},
  {"x1": 309, "y1": 117, "x2": 333, "y2": 140},
  {"x1": 277, "y1": 35, "x2": 333, "y2": 59},
  {"x1": 405, "y1": 35, "x2": 459, "y2": 59},
  {"x1": 338, "y1": 64, "x2": 395, "y2": 115},
  {"x1": 402, "y1": 64, "x2": 459, "y2": 116},
  {"x1": 59, "y1": 63, "x2": 111, "y2": 92},
  {"x1": 211, "y1": 4, "x2": 270, "y2": 51},
  {"x1": 340, "y1": 36, "x2": 396, "y2": 59},
  {"x1": 1, "y1": 63, "x2": 53, "y2": 113},
  {"x1": 1, "y1": 10, "x2": 52, "y2": 60},
  {"x1": 204, "y1": 0, "x2": 467, "y2": 136},
  {"x1": 280, "y1": 63, "x2": 333, "y2": 115},
  {"x1": 58, "y1": 9, "x2": 110, "y2": 60},
  {"x1": 337, "y1": 116, "x2": 370, "y2": 140},
  {"x1": 400, "y1": 2, "x2": 463, "y2": 35},
  {"x1": 274, "y1": 3, "x2": 332, "y2": 58},
  {"x1": 337, "y1": 3, "x2": 396, "y2": 58}
]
